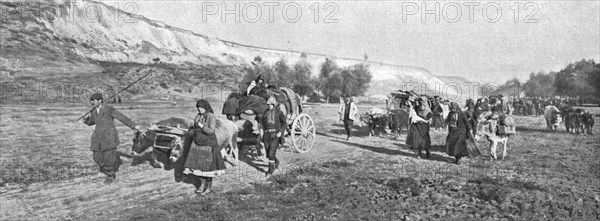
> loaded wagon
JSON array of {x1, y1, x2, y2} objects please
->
[{"x1": 232, "y1": 87, "x2": 316, "y2": 153}]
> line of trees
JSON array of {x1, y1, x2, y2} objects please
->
[
  {"x1": 239, "y1": 56, "x2": 373, "y2": 103},
  {"x1": 487, "y1": 59, "x2": 600, "y2": 103},
  {"x1": 317, "y1": 58, "x2": 373, "y2": 103}
]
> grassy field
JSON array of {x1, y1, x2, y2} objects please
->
[{"x1": 0, "y1": 102, "x2": 599, "y2": 220}]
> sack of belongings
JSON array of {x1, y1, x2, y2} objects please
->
[
  {"x1": 496, "y1": 115, "x2": 516, "y2": 135},
  {"x1": 236, "y1": 95, "x2": 269, "y2": 116},
  {"x1": 497, "y1": 125, "x2": 516, "y2": 135},
  {"x1": 192, "y1": 129, "x2": 218, "y2": 146},
  {"x1": 270, "y1": 88, "x2": 290, "y2": 110},
  {"x1": 222, "y1": 97, "x2": 239, "y2": 115}
]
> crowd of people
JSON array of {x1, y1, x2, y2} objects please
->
[
  {"x1": 81, "y1": 75, "x2": 290, "y2": 195},
  {"x1": 341, "y1": 94, "x2": 519, "y2": 164},
  {"x1": 80, "y1": 76, "x2": 592, "y2": 195},
  {"x1": 511, "y1": 97, "x2": 581, "y2": 117},
  {"x1": 345, "y1": 91, "x2": 596, "y2": 164}
]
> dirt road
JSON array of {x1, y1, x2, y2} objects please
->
[{"x1": 1, "y1": 103, "x2": 598, "y2": 220}]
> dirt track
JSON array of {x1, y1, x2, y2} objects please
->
[{"x1": 1, "y1": 103, "x2": 599, "y2": 220}]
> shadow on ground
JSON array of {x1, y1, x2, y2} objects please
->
[{"x1": 332, "y1": 139, "x2": 453, "y2": 164}]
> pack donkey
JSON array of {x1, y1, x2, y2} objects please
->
[{"x1": 474, "y1": 111, "x2": 510, "y2": 160}]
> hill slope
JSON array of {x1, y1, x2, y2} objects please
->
[{"x1": 0, "y1": 0, "x2": 460, "y2": 102}]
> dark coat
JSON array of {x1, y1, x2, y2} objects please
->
[
  {"x1": 406, "y1": 111, "x2": 432, "y2": 150},
  {"x1": 445, "y1": 110, "x2": 471, "y2": 157},
  {"x1": 222, "y1": 97, "x2": 239, "y2": 115},
  {"x1": 431, "y1": 104, "x2": 444, "y2": 128},
  {"x1": 261, "y1": 108, "x2": 286, "y2": 134},
  {"x1": 84, "y1": 104, "x2": 137, "y2": 151}
]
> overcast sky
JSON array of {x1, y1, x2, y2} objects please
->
[{"x1": 102, "y1": 0, "x2": 599, "y2": 84}]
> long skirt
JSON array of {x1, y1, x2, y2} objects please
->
[
  {"x1": 183, "y1": 142, "x2": 226, "y2": 177},
  {"x1": 406, "y1": 122, "x2": 431, "y2": 150},
  {"x1": 446, "y1": 128, "x2": 469, "y2": 157},
  {"x1": 431, "y1": 115, "x2": 444, "y2": 129}
]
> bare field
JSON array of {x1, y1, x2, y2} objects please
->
[{"x1": 0, "y1": 102, "x2": 599, "y2": 220}]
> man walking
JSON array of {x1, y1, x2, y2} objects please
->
[
  {"x1": 83, "y1": 93, "x2": 140, "y2": 184},
  {"x1": 338, "y1": 94, "x2": 358, "y2": 140},
  {"x1": 262, "y1": 97, "x2": 286, "y2": 176}
]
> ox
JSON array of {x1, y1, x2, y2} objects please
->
[
  {"x1": 388, "y1": 108, "x2": 410, "y2": 137},
  {"x1": 565, "y1": 108, "x2": 587, "y2": 134},
  {"x1": 543, "y1": 106, "x2": 562, "y2": 132},
  {"x1": 170, "y1": 117, "x2": 239, "y2": 164},
  {"x1": 581, "y1": 112, "x2": 595, "y2": 135},
  {"x1": 358, "y1": 108, "x2": 391, "y2": 137},
  {"x1": 132, "y1": 117, "x2": 239, "y2": 168},
  {"x1": 385, "y1": 98, "x2": 410, "y2": 139}
]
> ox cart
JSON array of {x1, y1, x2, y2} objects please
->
[
  {"x1": 131, "y1": 118, "x2": 238, "y2": 168},
  {"x1": 234, "y1": 87, "x2": 316, "y2": 153},
  {"x1": 143, "y1": 123, "x2": 187, "y2": 156}
]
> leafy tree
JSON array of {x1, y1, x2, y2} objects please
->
[
  {"x1": 317, "y1": 58, "x2": 339, "y2": 102},
  {"x1": 322, "y1": 70, "x2": 344, "y2": 102},
  {"x1": 554, "y1": 59, "x2": 597, "y2": 99},
  {"x1": 319, "y1": 58, "x2": 338, "y2": 80},
  {"x1": 523, "y1": 71, "x2": 556, "y2": 98},
  {"x1": 486, "y1": 78, "x2": 521, "y2": 98},
  {"x1": 587, "y1": 63, "x2": 600, "y2": 101},
  {"x1": 273, "y1": 58, "x2": 291, "y2": 88},
  {"x1": 351, "y1": 64, "x2": 372, "y2": 96},
  {"x1": 239, "y1": 57, "x2": 373, "y2": 103},
  {"x1": 291, "y1": 60, "x2": 313, "y2": 97},
  {"x1": 340, "y1": 68, "x2": 357, "y2": 96}
]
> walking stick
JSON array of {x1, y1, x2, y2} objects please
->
[{"x1": 74, "y1": 71, "x2": 153, "y2": 122}]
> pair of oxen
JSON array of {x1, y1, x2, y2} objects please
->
[{"x1": 544, "y1": 105, "x2": 594, "y2": 135}]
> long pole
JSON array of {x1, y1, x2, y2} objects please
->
[{"x1": 75, "y1": 71, "x2": 153, "y2": 122}]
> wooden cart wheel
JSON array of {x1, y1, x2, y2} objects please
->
[{"x1": 290, "y1": 113, "x2": 316, "y2": 153}]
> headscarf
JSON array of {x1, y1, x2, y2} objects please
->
[
  {"x1": 417, "y1": 96, "x2": 432, "y2": 118},
  {"x1": 195, "y1": 99, "x2": 214, "y2": 113},
  {"x1": 447, "y1": 102, "x2": 462, "y2": 127},
  {"x1": 449, "y1": 102, "x2": 462, "y2": 113}
]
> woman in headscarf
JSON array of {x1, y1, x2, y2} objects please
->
[
  {"x1": 183, "y1": 99, "x2": 225, "y2": 195},
  {"x1": 431, "y1": 97, "x2": 444, "y2": 131},
  {"x1": 464, "y1": 98, "x2": 478, "y2": 136},
  {"x1": 406, "y1": 97, "x2": 433, "y2": 158},
  {"x1": 445, "y1": 102, "x2": 472, "y2": 164}
]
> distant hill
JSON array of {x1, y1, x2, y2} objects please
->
[
  {"x1": 435, "y1": 76, "x2": 473, "y2": 85},
  {"x1": 435, "y1": 75, "x2": 482, "y2": 100},
  {"x1": 0, "y1": 0, "x2": 459, "y2": 103}
]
